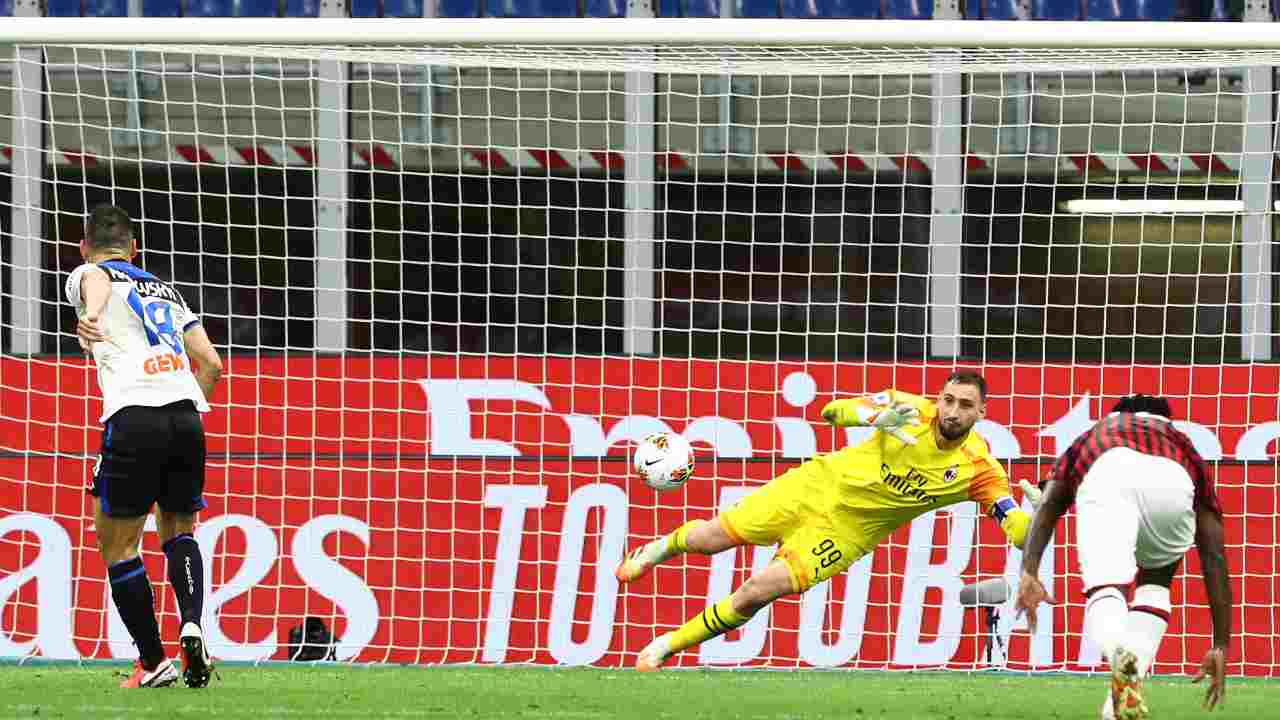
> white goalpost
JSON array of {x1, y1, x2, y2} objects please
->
[{"x1": 0, "y1": 18, "x2": 1277, "y2": 674}]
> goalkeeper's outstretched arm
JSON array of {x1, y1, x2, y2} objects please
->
[{"x1": 821, "y1": 390, "x2": 924, "y2": 445}]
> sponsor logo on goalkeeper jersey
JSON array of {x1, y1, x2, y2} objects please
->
[{"x1": 879, "y1": 464, "x2": 937, "y2": 503}]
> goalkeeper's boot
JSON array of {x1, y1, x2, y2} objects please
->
[
  {"x1": 635, "y1": 634, "x2": 673, "y2": 672},
  {"x1": 1109, "y1": 647, "x2": 1149, "y2": 720},
  {"x1": 179, "y1": 621, "x2": 214, "y2": 689},
  {"x1": 120, "y1": 658, "x2": 179, "y2": 689},
  {"x1": 615, "y1": 538, "x2": 675, "y2": 584}
]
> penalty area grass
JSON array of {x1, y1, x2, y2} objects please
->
[{"x1": 0, "y1": 662, "x2": 1271, "y2": 719}]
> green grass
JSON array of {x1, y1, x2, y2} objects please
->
[{"x1": 0, "y1": 663, "x2": 1271, "y2": 719}]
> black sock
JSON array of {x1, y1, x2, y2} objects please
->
[
  {"x1": 108, "y1": 557, "x2": 165, "y2": 669},
  {"x1": 162, "y1": 533, "x2": 204, "y2": 628}
]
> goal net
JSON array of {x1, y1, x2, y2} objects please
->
[{"x1": 0, "y1": 19, "x2": 1276, "y2": 674}]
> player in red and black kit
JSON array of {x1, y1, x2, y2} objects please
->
[{"x1": 1015, "y1": 394, "x2": 1232, "y2": 720}]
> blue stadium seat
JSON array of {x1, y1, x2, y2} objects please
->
[
  {"x1": 139, "y1": 0, "x2": 182, "y2": 13},
  {"x1": 0, "y1": 0, "x2": 13, "y2": 14},
  {"x1": 349, "y1": 0, "x2": 423, "y2": 14},
  {"x1": 660, "y1": 0, "x2": 719, "y2": 14},
  {"x1": 1085, "y1": 0, "x2": 1174, "y2": 17},
  {"x1": 486, "y1": 0, "x2": 578, "y2": 15},
  {"x1": 780, "y1": 0, "x2": 879, "y2": 15},
  {"x1": 283, "y1": 0, "x2": 318, "y2": 14},
  {"x1": 883, "y1": 0, "x2": 929, "y2": 16},
  {"x1": 584, "y1": 0, "x2": 622, "y2": 13},
  {"x1": 738, "y1": 0, "x2": 779, "y2": 15},
  {"x1": 438, "y1": 0, "x2": 480, "y2": 13},
  {"x1": 47, "y1": 0, "x2": 128, "y2": 15},
  {"x1": 1031, "y1": 0, "x2": 1080, "y2": 18},
  {"x1": 185, "y1": 0, "x2": 278, "y2": 14},
  {"x1": 967, "y1": 0, "x2": 1023, "y2": 17}
]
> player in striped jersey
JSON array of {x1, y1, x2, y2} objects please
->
[
  {"x1": 1015, "y1": 394, "x2": 1232, "y2": 720},
  {"x1": 68, "y1": 205, "x2": 224, "y2": 689},
  {"x1": 615, "y1": 370, "x2": 1033, "y2": 671}
]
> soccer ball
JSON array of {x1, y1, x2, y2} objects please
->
[{"x1": 633, "y1": 432, "x2": 695, "y2": 491}]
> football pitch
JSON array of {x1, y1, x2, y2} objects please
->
[{"x1": 0, "y1": 663, "x2": 1271, "y2": 719}]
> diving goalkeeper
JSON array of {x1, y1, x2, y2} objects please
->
[{"x1": 616, "y1": 369, "x2": 1032, "y2": 671}]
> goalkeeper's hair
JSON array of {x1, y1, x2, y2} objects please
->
[
  {"x1": 86, "y1": 204, "x2": 134, "y2": 251},
  {"x1": 944, "y1": 369, "x2": 987, "y2": 400},
  {"x1": 1112, "y1": 393, "x2": 1174, "y2": 419}
]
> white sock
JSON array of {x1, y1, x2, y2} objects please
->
[
  {"x1": 1085, "y1": 586, "x2": 1130, "y2": 661},
  {"x1": 1127, "y1": 584, "x2": 1171, "y2": 678},
  {"x1": 635, "y1": 536, "x2": 678, "y2": 567}
]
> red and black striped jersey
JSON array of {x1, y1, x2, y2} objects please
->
[{"x1": 1050, "y1": 412, "x2": 1221, "y2": 515}]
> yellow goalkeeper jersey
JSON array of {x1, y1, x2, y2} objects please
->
[{"x1": 813, "y1": 389, "x2": 1012, "y2": 547}]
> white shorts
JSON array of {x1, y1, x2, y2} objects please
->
[{"x1": 1075, "y1": 446, "x2": 1196, "y2": 591}]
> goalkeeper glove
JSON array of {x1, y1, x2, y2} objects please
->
[
  {"x1": 1018, "y1": 479, "x2": 1044, "y2": 511},
  {"x1": 821, "y1": 399, "x2": 921, "y2": 445},
  {"x1": 1000, "y1": 509, "x2": 1031, "y2": 550}
]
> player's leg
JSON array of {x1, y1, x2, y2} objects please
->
[
  {"x1": 156, "y1": 401, "x2": 213, "y2": 688},
  {"x1": 616, "y1": 463, "x2": 810, "y2": 584},
  {"x1": 1127, "y1": 563, "x2": 1177, "y2": 677},
  {"x1": 1076, "y1": 449, "x2": 1146, "y2": 719},
  {"x1": 635, "y1": 519, "x2": 860, "y2": 671},
  {"x1": 1125, "y1": 453, "x2": 1195, "y2": 681},
  {"x1": 635, "y1": 558, "x2": 796, "y2": 671},
  {"x1": 614, "y1": 517, "x2": 735, "y2": 583},
  {"x1": 92, "y1": 408, "x2": 180, "y2": 688}
]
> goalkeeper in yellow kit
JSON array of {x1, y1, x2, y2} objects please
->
[{"x1": 615, "y1": 369, "x2": 1033, "y2": 671}]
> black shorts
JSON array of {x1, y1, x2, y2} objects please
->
[{"x1": 90, "y1": 400, "x2": 207, "y2": 518}]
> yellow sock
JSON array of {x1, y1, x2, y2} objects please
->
[
  {"x1": 667, "y1": 596, "x2": 751, "y2": 654},
  {"x1": 667, "y1": 520, "x2": 701, "y2": 554}
]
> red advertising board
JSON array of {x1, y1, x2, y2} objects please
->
[{"x1": 0, "y1": 356, "x2": 1276, "y2": 674}]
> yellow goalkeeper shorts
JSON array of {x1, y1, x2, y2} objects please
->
[{"x1": 719, "y1": 461, "x2": 870, "y2": 593}]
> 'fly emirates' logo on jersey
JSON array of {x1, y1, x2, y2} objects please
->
[{"x1": 879, "y1": 463, "x2": 937, "y2": 503}]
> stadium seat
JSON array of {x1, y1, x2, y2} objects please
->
[
  {"x1": 967, "y1": 0, "x2": 1023, "y2": 17},
  {"x1": 0, "y1": 0, "x2": 12, "y2": 13},
  {"x1": 283, "y1": 0, "x2": 318, "y2": 14},
  {"x1": 144, "y1": 0, "x2": 183, "y2": 13},
  {"x1": 584, "y1": 0, "x2": 623, "y2": 15},
  {"x1": 438, "y1": 0, "x2": 481, "y2": 13},
  {"x1": 485, "y1": 0, "x2": 578, "y2": 15},
  {"x1": 737, "y1": 0, "x2": 779, "y2": 15},
  {"x1": 659, "y1": 0, "x2": 719, "y2": 15},
  {"x1": 1030, "y1": 0, "x2": 1080, "y2": 18},
  {"x1": 47, "y1": 0, "x2": 129, "y2": 15},
  {"x1": 883, "y1": 0, "x2": 930, "y2": 17},
  {"x1": 780, "y1": 0, "x2": 879, "y2": 15},
  {"x1": 350, "y1": 0, "x2": 424, "y2": 14},
  {"x1": 1085, "y1": 0, "x2": 1174, "y2": 17},
  {"x1": 184, "y1": 0, "x2": 278, "y2": 14}
]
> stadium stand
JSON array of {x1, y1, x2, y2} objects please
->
[
  {"x1": 185, "y1": 0, "x2": 279, "y2": 15},
  {"x1": 53, "y1": 0, "x2": 1260, "y2": 17},
  {"x1": 350, "y1": 0, "x2": 424, "y2": 15},
  {"x1": 658, "y1": 0, "x2": 719, "y2": 14},
  {"x1": 1085, "y1": 0, "x2": 1175, "y2": 19}
]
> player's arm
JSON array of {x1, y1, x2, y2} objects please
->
[
  {"x1": 1192, "y1": 503, "x2": 1231, "y2": 710},
  {"x1": 183, "y1": 324, "x2": 223, "y2": 401},
  {"x1": 1019, "y1": 477, "x2": 1073, "y2": 574},
  {"x1": 74, "y1": 265, "x2": 113, "y2": 347},
  {"x1": 969, "y1": 464, "x2": 1033, "y2": 549},
  {"x1": 820, "y1": 389, "x2": 924, "y2": 444}
]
